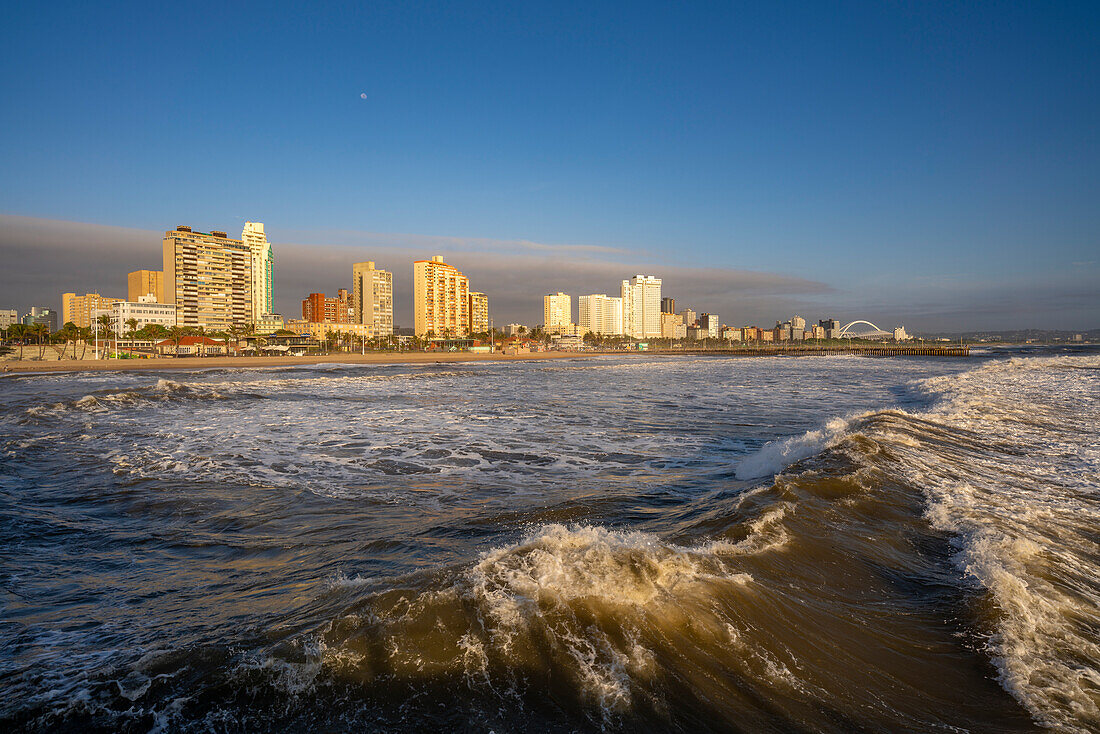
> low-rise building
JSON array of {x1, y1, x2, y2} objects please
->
[
  {"x1": 155, "y1": 336, "x2": 227, "y2": 356},
  {"x1": 721, "y1": 327, "x2": 742, "y2": 341},
  {"x1": 253, "y1": 313, "x2": 285, "y2": 334},
  {"x1": 102, "y1": 295, "x2": 177, "y2": 334},
  {"x1": 505, "y1": 323, "x2": 524, "y2": 336},
  {"x1": 301, "y1": 321, "x2": 373, "y2": 344},
  {"x1": 687, "y1": 325, "x2": 707, "y2": 341}
]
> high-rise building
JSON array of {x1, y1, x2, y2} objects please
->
[
  {"x1": 699, "y1": 313, "x2": 720, "y2": 338},
  {"x1": 791, "y1": 315, "x2": 806, "y2": 342},
  {"x1": 543, "y1": 292, "x2": 572, "y2": 333},
  {"x1": 661, "y1": 297, "x2": 676, "y2": 314},
  {"x1": 578, "y1": 294, "x2": 623, "y2": 336},
  {"x1": 163, "y1": 226, "x2": 254, "y2": 331},
  {"x1": 22, "y1": 307, "x2": 58, "y2": 332},
  {"x1": 819, "y1": 319, "x2": 840, "y2": 340},
  {"x1": 62, "y1": 292, "x2": 123, "y2": 328},
  {"x1": 0, "y1": 309, "x2": 18, "y2": 329},
  {"x1": 241, "y1": 222, "x2": 275, "y2": 321},
  {"x1": 413, "y1": 255, "x2": 470, "y2": 337},
  {"x1": 680, "y1": 308, "x2": 697, "y2": 328},
  {"x1": 468, "y1": 291, "x2": 489, "y2": 334},
  {"x1": 302, "y1": 290, "x2": 353, "y2": 323},
  {"x1": 351, "y1": 261, "x2": 394, "y2": 337},
  {"x1": 127, "y1": 270, "x2": 164, "y2": 303},
  {"x1": 621, "y1": 275, "x2": 661, "y2": 339}
]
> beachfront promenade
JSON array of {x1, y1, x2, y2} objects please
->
[{"x1": 1, "y1": 344, "x2": 969, "y2": 374}]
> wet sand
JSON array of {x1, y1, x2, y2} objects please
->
[{"x1": 0, "y1": 351, "x2": 608, "y2": 374}]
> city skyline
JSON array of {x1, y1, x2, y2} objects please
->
[
  {"x1": 3, "y1": 212, "x2": 1096, "y2": 333},
  {"x1": 1, "y1": 2, "x2": 1098, "y2": 332}
]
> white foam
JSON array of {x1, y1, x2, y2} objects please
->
[{"x1": 735, "y1": 416, "x2": 855, "y2": 479}]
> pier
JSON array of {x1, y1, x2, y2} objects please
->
[{"x1": 663, "y1": 345, "x2": 970, "y2": 357}]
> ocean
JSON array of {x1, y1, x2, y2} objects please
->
[{"x1": 1, "y1": 347, "x2": 1097, "y2": 732}]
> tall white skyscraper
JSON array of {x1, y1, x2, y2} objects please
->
[
  {"x1": 352, "y1": 261, "x2": 394, "y2": 337},
  {"x1": 241, "y1": 222, "x2": 274, "y2": 321},
  {"x1": 578, "y1": 294, "x2": 623, "y2": 336},
  {"x1": 620, "y1": 275, "x2": 662, "y2": 339},
  {"x1": 543, "y1": 292, "x2": 572, "y2": 332}
]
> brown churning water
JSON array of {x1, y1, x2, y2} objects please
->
[{"x1": 1, "y1": 348, "x2": 1097, "y2": 732}]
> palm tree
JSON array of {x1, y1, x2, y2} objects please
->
[
  {"x1": 8, "y1": 323, "x2": 26, "y2": 360},
  {"x1": 228, "y1": 324, "x2": 244, "y2": 356},
  {"x1": 96, "y1": 314, "x2": 112, "y2": 358},
  {"x1": 30, "y1": 323, "x2": 50, "y2": 359},
  {"x1": 166, "y1": 325, "x2": 184, "y2": 357},
  {"x1": 77, "y1": 326, "x2": 91, "y2": 360},
  {"x1": 55, "y1": 322, "x2": 79, "y2": 359},
  {"x1": 125, "y1": 318, "x2": 139, "y2": 357}
]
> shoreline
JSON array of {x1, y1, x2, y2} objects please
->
[{"x1": 0, "y1": 351, "x2": 611, "y2": 374}]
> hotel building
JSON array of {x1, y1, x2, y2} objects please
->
[
  {"x1": 162, "y1": 226, "x2": 254, "y2": 331},
  {"x1": 62, "y1": 292, "x2": 123, "y2": 328},
  {"x1": 543, "y1": 292, "x2": 572, "y2": 333},
  {"x1": 413, "y1": 255, "x2": 470, "y2": 337},
  {"x1": 468, "y1": 291, "x2": 489, "y2": 334},
  {"x1": 127, "y1": 270, "x2": 164, "y2": 302},
  {"x1": 351, "y1": 261, "x2": 394, "y2": 337},
  {"x1": 621, "y1": 275, "x2": 662, "y2": 339},
  {"x1": 578, "y1": 294, "x2": 623, "y2": 336}
]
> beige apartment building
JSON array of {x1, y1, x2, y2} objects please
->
[
  {"x1": 468, "y1": 291, "x2": 489, "y2": 334},
  {"x1": 162, "y1": 226, "x2": 253, "y2": 331},
  {"x1": 661, "y1": 312, "x2": 686, "y2": 339},
  {"x1": 543, "y1": 292, "x2": 572, "y2": 333},
  {"x1": 413, "y1": 255, "x2": 470, "y2": 337},
  {"x1": 127, "y1": 270, "x2": 164, "y2": 302},
  {"x1": 62, "y1": 292, "x2": 123, "y2": 328},
  {"x1": 352, "y1": 261, "x2": 394, "y2": 337}
]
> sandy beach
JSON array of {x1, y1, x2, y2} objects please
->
[{"x1": 0, "y1": 350, "x2": 610, "y2": 374}]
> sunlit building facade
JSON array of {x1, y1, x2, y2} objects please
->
[
  {"x1": 162, "y1": 226, "x2": 254, "y2": 331},
  {"x1": 352, "y1": 261, "x2": 394, "y2": 337},
  {"x1": 413, "y1": 255, "x2": 470, "y2": 337}
]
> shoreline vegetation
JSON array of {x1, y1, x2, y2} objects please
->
[{"x1": 0, "y1": 343, "x2": 977, "y2": 374}]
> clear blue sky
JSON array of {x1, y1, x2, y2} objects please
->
[{"x1": 2, "y1": 1, "x2": 1098, "y2": 329}]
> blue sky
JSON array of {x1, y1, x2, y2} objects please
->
[{"x1": 2, "y1": 1, "x2": 1098, "y2": 329}]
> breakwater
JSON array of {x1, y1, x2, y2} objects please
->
[{"x1": 665, "y1": 344, "x2": 969, "y2": 357}]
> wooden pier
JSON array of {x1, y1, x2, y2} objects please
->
[{"x1": 661, "y1": 345, "x2": 970, "y2": 357}]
